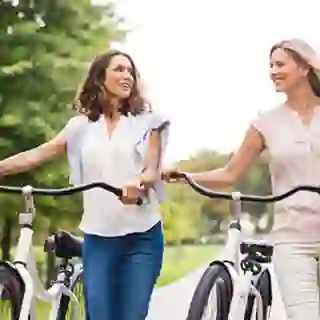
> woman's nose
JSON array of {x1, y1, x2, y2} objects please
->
[{"x1": 123, "y1": 69, "x2": 133, "y2": 80}]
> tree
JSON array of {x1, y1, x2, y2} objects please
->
[
  {"x1": 236, "y1": 151, "x2": 273, "y2": 231},
  {"x1": 0, "y1": 0, "x2": 125, "y2": 259},
  {"x1": 163, "y1": 149, "x2": 273, "y2": 242},
  {"x1": 161, "y1": 200, "x2": 203, "y2": 245}
]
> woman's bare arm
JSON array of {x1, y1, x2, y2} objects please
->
[
  {"x1": 138, "y1": 130, "x2": 162, "y2": 190},
  {"x1": 187, "y1": 126, "x2": 265, "y2": 189},
  {"x1": 122, "y1": 129, "x2": 162, "y2": 202},
  {"x1": 145, "y1": 130, "x2": 162, "y2": 173},
  {"x1": 0, "y1": 134, "x2": 67, "y2": 177}
]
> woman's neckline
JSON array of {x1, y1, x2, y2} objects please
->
[{"x1": 282, "y1": 102, "x2": 320, "y2": 127}]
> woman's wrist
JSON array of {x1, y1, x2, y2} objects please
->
[
  {"x1": 140, "y1": 168, "x2": 159, "y2": 186},
  {"x1": 143, "y1": 167, "x2": 158, "y2": 175}
]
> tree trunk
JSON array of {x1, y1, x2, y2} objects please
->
[{"x1": 1, "y1": 216, "x2": 13, "y2": 261}]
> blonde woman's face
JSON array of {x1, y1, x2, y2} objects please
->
[{"x1": 269, "y1": 48, "x2": 309, "y2": 93}]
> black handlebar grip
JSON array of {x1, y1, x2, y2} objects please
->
[{"x1": 170, "y1": 172, "x2": 185, "y2": 179}]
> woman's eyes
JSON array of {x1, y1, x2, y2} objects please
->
[
  {"x1": 270, "y1": 61, "x2": 285, "y2": 68},
  {"x1": 114, "y1": 65, "x2": 133, "y2": 75}
]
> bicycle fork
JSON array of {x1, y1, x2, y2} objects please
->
[
  {"x1": 228, "y1": 268, "x2": 267, "y2": 320},
  {"x1": 228, "y1": 271, "x2": 253, "y2": 320}
]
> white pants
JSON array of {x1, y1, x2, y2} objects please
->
[{"x1": 274, "y1": 243, "x2": 320, "y2": 320}]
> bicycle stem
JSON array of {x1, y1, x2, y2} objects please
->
[
  {"x1": 15, "y1": 186, "x2": 36, "y2": 234},
  {"x1": 22, "y1": 185, "x2": 35, "y2": 215},
  {"x1": 230, "y1": 191, "x2": 242, "y2": 220},
  {"x1": 221, "y1": 193, "x2": 242, "y2": 272}
]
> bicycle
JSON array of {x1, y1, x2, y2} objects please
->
[
  {"x1": 173, "y1": 172, "x2": 320, "y2": 320},
  {"x1": 0, "y1": 182, "x2": 142, "y2": 320}
]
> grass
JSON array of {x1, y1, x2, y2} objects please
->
[
  {"x1": 2, "y1": 244, "x2": 221, "y2": 318},
  {"x1": 157, "y1": 244, "x2": 220, "y2": 286}
]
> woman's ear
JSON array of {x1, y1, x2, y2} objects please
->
[{"x1": 302, "y1": 66, "x2": 311, "y2": 77}]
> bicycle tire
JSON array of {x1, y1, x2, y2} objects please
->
[
  {"x1": 0, "y1": 262, "x2": 26, "y2": 320},
  {"x1": 186, "y1": 263, "x2": 233, "y2": 320},
  {"x1": 244, "y1": 269, "x2": 272, "y2": 320},
  {"x1": 56, "y1": 269, "x2": 86, "y2": 320}
]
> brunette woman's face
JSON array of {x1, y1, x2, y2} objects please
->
[
  {"x1": 104, "y1": 54, "x2": 135, "y2": 99},
  {"x1": 269, "y1": 48, "x2": 309, "y2": 93}
]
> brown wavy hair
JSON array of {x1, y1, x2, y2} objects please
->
[
  {"x1": 270, "y1": 42, "x2": 320, "y2": 97},
  {"x1": 73, "y1": 49, "x2": 150, "y2": 121}
]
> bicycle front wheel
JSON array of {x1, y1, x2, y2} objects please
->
[
  {"x1": 244, "y1": 269, "x2": 272, "y2": 320},
  {"x1": 0, "y1": 262, "x2": 25, "y2": 320},
  {"x1": 186, "y1": 263, "x2": 233, "y2": 320}
]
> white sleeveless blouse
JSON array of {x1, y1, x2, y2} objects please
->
[
  {"x1": 60, "y1": 112, "x2": 170, "y2": 237},
  {"x1": 253, "y1": 104, "x2": 320, "y2": 243}
]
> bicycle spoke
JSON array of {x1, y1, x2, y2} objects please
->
[
  {"x1": 64, "y1": 276, "x2": 86, "y2": 320},
  {"x1": 201, "y1": 283, "x2": 218, "y2": 320}
]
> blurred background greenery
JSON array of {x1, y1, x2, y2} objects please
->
[{"x1": 0, "y1": 0, "x2": 273, "y2": 299}]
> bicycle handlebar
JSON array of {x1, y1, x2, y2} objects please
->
[
  {"x1": 0, "y1": 182, "x2": 143, "y2": 205},
  {"x1": 176, "y1": 172, "x2": 320, "y2": 202},
  {"x1": 1, "y1": 173, "x2": 319, "y2": 205}
]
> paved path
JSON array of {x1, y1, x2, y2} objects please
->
[
  {"x1": 148, "y1": 222, "x2": 288, "y2": 320},
  {"x1": 148, "y1": 264, "x2": 287, "y2": 320}
]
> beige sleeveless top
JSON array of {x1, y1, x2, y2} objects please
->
[{"x1": 252, "y1": 104, "x2": 320, "y2": 244}]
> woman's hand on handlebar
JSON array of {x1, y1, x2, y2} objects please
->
[
  {"x1": 121, "y1": 179, "x2": 145, "y2": 205},
  {"x1": 161, "y1": 167, "x2": 185, "y2": 183},
  {"x1": 121, "y1": 173, "x2": 154, "y2": 205}
]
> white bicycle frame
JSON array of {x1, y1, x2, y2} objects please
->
[
  {"x1": 6, "y1": 186, "x2": 82, "y2": 320},
  {"x1": 213, "y1": 192, "x2": 273, "y2": 320}
]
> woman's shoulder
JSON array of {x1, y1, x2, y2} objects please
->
[
  {"x1": 251, "y1": 104, "x2": 285, "y2": 137},
  {"x1": 66, "y1": 114, "x2": 88, "y2": 127},
  {"x1": 66, "y1": 114, "x2": 89, "y2": 131},
  {"x1": 62, "y1": 114, "x2": 89, "y2": 142},
  {"x1": 130, "y1": 111, "x2": 170, "y2": 130},
  {"x1": 254, "y1": 104, "x2": 284, "y2": 120}
]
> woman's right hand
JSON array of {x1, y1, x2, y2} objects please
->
[
  {"x1": 121, "y1": 180, "x2": 143, "y2": 205},
  {"x1": 161, "y1": 167, "x2": 185, "y2": 182}
]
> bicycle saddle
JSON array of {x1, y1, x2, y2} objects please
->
[
  {"x1": 45, "y1": 230, "x2": 83, "y2": 259},
  {"x1": 240, "y1": 239, "x2": 274, "y2": 259}
]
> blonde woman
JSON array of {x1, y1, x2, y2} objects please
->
[{"x1": 163, "y1": 38, "x2": 320, "y2": 320}]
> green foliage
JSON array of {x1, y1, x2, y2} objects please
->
[
  {"x1": 0, "y1": 0, "x2": 273, "y2": 261},
  {"x1": 0, "y1": 0, "x2": 125, "y2": 255},
  {"x1": 162, "y1": 150, "x2": 272, "y2": 244},
  {"x1": 161, "y1": 199, "x2": 203, "y2": 245}
]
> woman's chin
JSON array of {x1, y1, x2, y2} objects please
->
[
  {"x1": 274, "y1": 85, "x2": 285, "y2": 93},
  {"x1": 117, "y1": 92, "x2": 132, "y2": 100}
]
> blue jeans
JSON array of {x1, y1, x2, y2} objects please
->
[{"x1": 82, "y1": 222, "x2": 164, "y2": 320}]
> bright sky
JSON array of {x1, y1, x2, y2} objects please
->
[{"x1": 96, "y1": 0, "x2": 320, "y2": 164}]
